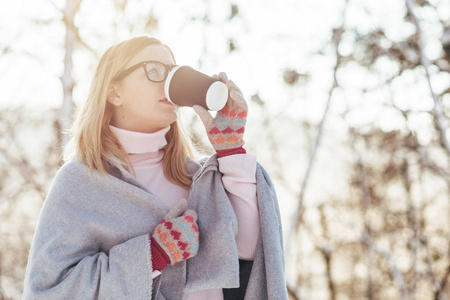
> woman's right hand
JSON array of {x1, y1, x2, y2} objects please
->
[
  {"x1": 151, "y1": 200, "x2": 199, "y2": 267},
  {"x1": 193, "y1": 72, "x2": 248, "y2": 156}
]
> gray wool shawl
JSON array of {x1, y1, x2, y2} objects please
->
[{"x1": 23, "y1": 154, "x2": 288, "y2": 299}]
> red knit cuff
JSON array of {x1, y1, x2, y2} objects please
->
[
  {"x1": 216, "y1": 146, "x2": 247, "y2": 158},
  {"x1": 150, "y1": 236, "x2": 170, "y2": 271}
]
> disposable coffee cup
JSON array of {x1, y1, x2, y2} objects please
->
[{"x1": 164, "y1": 66, "x2": 229, "y2": 111}]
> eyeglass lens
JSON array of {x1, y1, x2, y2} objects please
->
[{"x1": 145, "y1": 62, "x2": 167, "y2": 82}]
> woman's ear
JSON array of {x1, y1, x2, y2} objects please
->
[{"x1": 107, "y1": 83, "x2": 122, "y2": 107}]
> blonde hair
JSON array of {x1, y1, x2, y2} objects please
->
[{"x1": 65, "y1": 36, "x2": 194, "y2": 189}]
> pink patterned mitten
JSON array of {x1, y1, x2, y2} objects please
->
[
  {"x1": 151, "y1": 200, "x2": 199, "y2": 265},
  {"x1": 194, "y1": 73, "x2": 248, "y2": 157}
]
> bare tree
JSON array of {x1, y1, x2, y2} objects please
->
[
  {"x1": 58, "y1": 0, "x2": 81, "y2": 149},
  {"x1": 286, "y1": 0, "x2": 450, "y2": 299},
  {"x1": 0, "y1": 0, "x2": 161, "y2": 297}
]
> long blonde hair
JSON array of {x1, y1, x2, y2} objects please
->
[{"x1": 65, "y1": 36, "x2": 194, "y2": 189}]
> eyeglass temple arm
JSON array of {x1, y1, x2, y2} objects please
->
[{"x1": 115, "y1": 63, "x2": 144, "y2": 81}]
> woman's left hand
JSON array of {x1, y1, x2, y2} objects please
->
[{"x1": 194, "y1": 72, "x2": 248, "y2": 157}]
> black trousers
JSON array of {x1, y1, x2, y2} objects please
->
[{"x1": 223, "y1": 259, "x2": 253, "y2": 300}]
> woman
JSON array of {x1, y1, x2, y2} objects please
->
[{"x1": 23, "y1": 36, "x2": 287, "y2": 299}]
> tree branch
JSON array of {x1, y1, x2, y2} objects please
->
[
  {"x1": 290, "y1": 0, "x2": 350, "y2": 241},
  {"x1": 420, "y1": 235, "x2": 441, "y2": 295},
  {"x1": 0, "y1": 143, "x2": 47, "y2": 200},
  {"x1": 58, "y1": 0, "x2": 81, "y2": 149},
  {"x1": 318, "y1": 204, "x2": 336, "y2": 300},
  {"x1": 351, "y1": 129, "x2": 375, "y2": 300},
  {"x1": 405, "y1": 0, "x2": 450, "y2": 159},
  {"x1": 402, "y1": 159, "x2": 419, "y2": 298},
  {"x1": 363, "y1": 233, "x2": 410, "y2": 300},
  {"x1": 436, "y1": 262, "x2": 450, "y2": 300},
  {"x1": 287, "y1": 284, "x2": 301, "y2": 300}
]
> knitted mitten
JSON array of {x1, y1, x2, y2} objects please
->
[
  {"x1": 151, "y1": 200, "x2": 199, "y2": 267},
  {"x1": 194, "y1": 73, "x2": 248, "y2": 158}
]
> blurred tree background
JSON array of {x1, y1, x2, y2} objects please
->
[{"x1": 0, "y1": 0, "x2": 449, "y2": 299}]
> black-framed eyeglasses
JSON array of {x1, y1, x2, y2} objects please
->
[{"x1": 115, "y1": 61, "x2": 177, "y2": 83}]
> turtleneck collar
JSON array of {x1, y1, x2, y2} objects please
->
[{"x1": 109, "y1": 125, "x2": 171, "y2": 154}]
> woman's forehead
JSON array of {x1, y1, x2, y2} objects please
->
[{"x1": 127, "y1": 44, "x2": 174, "y2": 67}]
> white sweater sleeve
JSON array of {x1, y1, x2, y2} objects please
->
[{"x1": 217, "y1": 154, "x2": 260, "y2": 260}]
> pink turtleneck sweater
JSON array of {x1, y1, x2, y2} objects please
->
[{"x1": 110, "y1": 125, "x2": 260, "y2": 300}]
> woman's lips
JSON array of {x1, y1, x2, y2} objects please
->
[{"x1": 159, "y1": 98, "x2": 174, "y2": 105}]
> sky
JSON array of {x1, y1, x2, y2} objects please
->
[
  {"x1": 1, "y1": 0, "x2": 448, "y2": 119},
  {"x1": 1, "y1": 0, "x2": 346, "y2": 111}
]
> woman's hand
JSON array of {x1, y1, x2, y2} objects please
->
[
  {"x1": 194, "y1": 72, "x2": 248, "y2": 157},
  {"x1": 151, "y1": 200, "x2": 199, "y2": 267}
]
